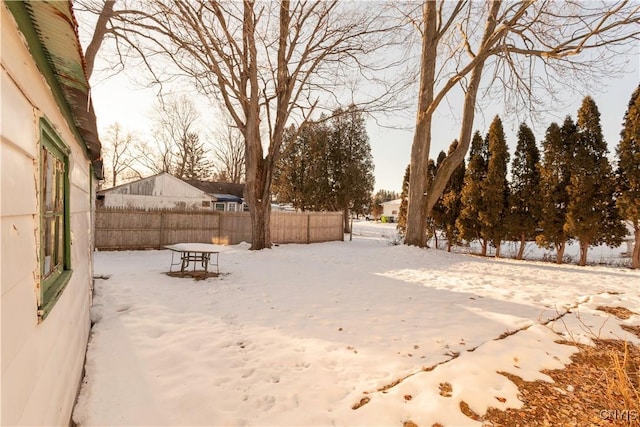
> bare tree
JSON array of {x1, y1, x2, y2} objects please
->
[
  {"x1": 151, "y1": 94, "x2": 211, "y2": 180},
  {"x1": 212, "y1": 120, "x2": 245, "y2": 184},
  {"x1": 403, "y1": 0, "x2": 640, "y2": 247},
  {"x1": 102, "y1": 122, "x2": 139, "y2": 187},
  {"x1": 83, "y1": 1, "x2": 401, "y2": 249},
  {"x1": 77, "y1": 0, "x2": 116, "y2": 79}
]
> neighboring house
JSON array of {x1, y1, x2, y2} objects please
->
[
  {"x1": 381, "y1": 198, "x2": 402, "y2": 222},
  {"x1": 186, "y1": 179, "x2": 248, "y2": 212},
  {"x1": 98, "y1": 172, "x2": 215, "y2": 211},
  {"x1": 1, "y1": 2, "x2": 103, "y2": 426},
  {"x1": 97, "y1": 172, "x2": 247, "y2": 212}
]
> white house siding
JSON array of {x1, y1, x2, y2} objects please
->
[
  {"x1": 382, "y1": 199, "x2": 402, "y2": 220},
  {"x1": 101, "y1": 173, "x2": 214, "y2": 210},
  {"x1": 1, "y1": 6, "x2": 92, "y2": 426},
  {"x1": 102, "y1": 193, "x2": 212, "y2": 210}
]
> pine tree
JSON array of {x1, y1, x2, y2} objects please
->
[
  {"x1": 440, "y1": 140, "x2": 466, "y2": 251},
  {"x1": 479, "y1": 116, "x2": 510, "y2": 258},
  {"x1": 397, "y1": 165, "x2": 410, "y2": 235},
  {"x1": 616, "y1": 85, "x2": 640, "y2": 269},
  {"x1": 537, "y1": 118, "x2": 575, "y2": 264},
  {"x1": 566, "y1": 96, "x2": 625, "y2": 266},
  {"x1": 173, "y1": 132, "x2": 213, "y2": 180},
  {"x1": 273, "y1": 122, "x2": 329, "y2": 210},
  {"x1": 457, "y1": 131, "x2": 489, "y2": 255},
  {"x1": 273, "y1": 105, "x2": 374, "y2": 232},
  {"x1": 508, "y1": 123, "x2": 541, "y2": 260},
  {"x1": 327, "y1": 106, "x2": 375, "y2": 232}
]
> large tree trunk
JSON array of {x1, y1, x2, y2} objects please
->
[
  {"x1": 404, "y1": 2, "x2": 437, "y2": 248},
  {"x1": 343, "y1": 207, "x2": 351, "y2": 234},
  {"x1": 244, "y1": 154, "x2": 273, "y2": 250},
  {"x1": 242, "y1": 2, "x2": 274, "y2": 251},
  {"x1": 83, "y1": 0, "x2": 115, "y2": 80},
  {"x1": 555, "y1": 241, "x2": 566, "y2": 264},
  {"x1": 495, "y1": 240, "x2": 501, "y2": 258},
  {"x1": 516, "y1": 232, "x2": 526, "y2": 260},
  {"x1": 633, "y1": 226, "x2": 640, "y2": 269},
  {"x1": 405, "y1": 1, "x2": 501, "y2": 247},
  {"x1": 248, "y1": 197, "x2": 271, "y2": 250},
  {"x1": 481, "y1": 238, "x2": 487, "y2": 256},
  {"x1": 578, "y1": 240, "x2": 589, "y2": 266}
]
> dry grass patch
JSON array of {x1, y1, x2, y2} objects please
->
[
  {"x1": 597, "y1": 305, "x2": 637, "y2": 320},
  {"x1": 483, "y1": 339, "x2": 640, "y2": 426}
]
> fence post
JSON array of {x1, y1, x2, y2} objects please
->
[
  {"x1": 306, "y1": 213, "x2": 311, "y2": 244},
  {"x1": 159, "y1": 211, "x2": 164, "y2": 249},
  {"x1": 217, "y1": 212, "x2": 221, "y2": 245}
]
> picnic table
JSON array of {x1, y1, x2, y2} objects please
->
[{"x1": 164, "y1": 243, "x2": 228, "y2": 275}]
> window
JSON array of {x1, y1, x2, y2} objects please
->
[
  {"x1": 214, "y1": 202, "x2": 226, "y2": 212},
  {"x1": 39, "y1": 120, "x2": 71, "y2": 320},
  {"x1": 202, "y1": 200, "x2": 211, "y2": 208},
  {"x1": 227, "y1": 203, "x2": 236, "y2": 212}
]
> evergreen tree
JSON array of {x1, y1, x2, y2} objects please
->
[
  {"x1": 327, "y1": 106, "x2": 375, "y2": 232},
  {"x1": 616, "y1": 85, "x2": 640, "y2": 269},
  {"x1": 508, "y1": 123, "x2": 542, "y2": 260},
  {"x1": 274, "y1": 106, "x2": 374, "y2": 233},
  {"x1": 428, "y1": 151, "x2": 448, "y2": 248},
  {"x1": 457, "y1": 131, "x2": 489, "y2": 255},
  {"x1": 273, "y1": 122, "x2": 329, "y2": 210},
  {"x1": 424, "y1": 158, "x2": 438, "y2": 246},
  {"x1": 565, "y1": 96, "x2": 625, "y2": 266},
  {"x1": 479, "y1": 116, "x2": 510, "y2": 258},
  {"x1": 537, "y1": 118, "x2": 576, "y2": 264},
  {"x1": 440, "y1": 140, "x2": 466, "y2": 252},
  {"x1": 397, "y1": 165, "x2": 410, "y2": 235},
  {"x1": 179, "y1": 132, "x2": 213, "y2": 180}
]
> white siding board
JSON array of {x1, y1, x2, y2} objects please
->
[
  {"x1": 0, "y1": 70, "x2": 37, "y2": 157},
  {"x1": 1, "y1": 275, "x2": 38, "y2": 373},
  {"x1": 0, "y1": 140, "x2": 37, "y2": 218},
  {"x1": 0, "y1": 215, "x2": 38, "y2": 296},
  {"x1": 21, "y1": 298, "x2": 89, "y2": 426},
  {"x1": 0, "y1": 332, "x2": 39, "y2": 425}
]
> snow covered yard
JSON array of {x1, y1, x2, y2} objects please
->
[{"x1": 73, "y1": 232, "x2": 639, "y2": 426}]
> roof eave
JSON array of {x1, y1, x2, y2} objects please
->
[{"x1": 5, "y1": 1, "x2": 103, "y2": 179}]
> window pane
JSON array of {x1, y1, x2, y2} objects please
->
[
  {"x1": 43, "y1": 216, "x2": 55, "y2": 277},
  {"x1": 42, "y1": 150, "x2": 65, "y2": 281},
  {"x1": 39, "y1": 120, "x2": 72, "y2": 319},
  {"x1": 44, "y1": 149, "x2": 54, "y2": 210},
  {"x1": 56, "y1": 215, "x2": 64, "y2": 268},
  {"x1": 55, "y1": 162, "x2": 64, "y2": 211}
]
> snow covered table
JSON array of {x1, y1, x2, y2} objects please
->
[{"x1": 164, "y1": 243, "x2": 228, "y2": 275}]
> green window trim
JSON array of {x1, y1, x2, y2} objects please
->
[{"x1": 38, "y1": 118, "x2": 72, "y2": 321}]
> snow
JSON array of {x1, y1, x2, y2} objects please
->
[
  {"x1": 74, "y1": 222, "x2": 639, "y2": 426},
  {"x1": 164, "y1": 243, "x2": 231, "y2": 253}
]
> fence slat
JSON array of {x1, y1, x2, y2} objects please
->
[{"x1": 95, "y1": 208, "x2": 343, "y2": 250}]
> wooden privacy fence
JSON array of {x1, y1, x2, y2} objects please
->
[{"x1": 95, "y1": 208, "x2": 344, "y2": 250}]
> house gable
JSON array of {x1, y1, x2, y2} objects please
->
[{"x1": 98, "y1": 173, "x2": 219, "y2": 210}]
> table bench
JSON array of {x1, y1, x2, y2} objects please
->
[{"x1": 164, "y1": 243, "x2": 227, "y2": 275}]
